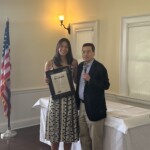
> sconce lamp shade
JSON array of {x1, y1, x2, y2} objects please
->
[
  {"x1": 59, "y1": 15, "x2": 64, "y2": 22},
  {"x1": 58, "y1": 15, "x2": 70, "y2": 34}
]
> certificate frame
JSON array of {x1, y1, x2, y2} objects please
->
[{"x1": 45, "y1": 66, "x2": 75, "y2": 100}]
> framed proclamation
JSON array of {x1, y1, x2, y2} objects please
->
[{"x1": 45, "y1": 66, "x2": 75, "y2": 100}]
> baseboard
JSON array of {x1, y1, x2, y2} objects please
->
[{"x1": 0, "y1": 116, "x2": 40, "y2": 133}]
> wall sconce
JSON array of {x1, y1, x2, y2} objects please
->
[{"x1": 59, "y1": 15, "x2": 70, "y2": 34}]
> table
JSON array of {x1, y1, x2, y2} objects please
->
[{"x1": 33, "y1": 97, "x2": 150, "y2": 150}]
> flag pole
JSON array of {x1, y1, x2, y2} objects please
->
[
  {"x1": 0, "y1": 19, "x2": 17, "y2": 139},
  {"x1": 8, "y1": 107, "x2": 11, "y2": 130},
  {"x1": 1, "y1": 108, "x2": 17, "y2": 139},
  {"x1": 1, "y1": 89, "x2": 17, "y2": 139}
]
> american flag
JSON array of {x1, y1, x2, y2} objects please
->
[{"x1": 0, "y1": 20, "x2": 11, "y2": 116}]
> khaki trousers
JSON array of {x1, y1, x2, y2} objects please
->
[{"x1": 79, "y1": 102, "x2": 105, "y2": 150}]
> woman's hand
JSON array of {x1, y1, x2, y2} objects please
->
[{"x1": 45, "y1": 77, "x2": 49, "y2": 84}]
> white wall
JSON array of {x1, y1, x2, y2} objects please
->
[
  {"x1": 0, "y1": 88, "x2": 49, "y2": 132},
  {"x1": 0, "y1": 0, "x2": 66, "y2": 90}
]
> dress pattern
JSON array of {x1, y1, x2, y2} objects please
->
[
  {"x1": 45, "y1": 61, "x2": 79, "y2": 143},
  {"x1": 45, "y1": 95, "x2": 79, "y2": 143}
]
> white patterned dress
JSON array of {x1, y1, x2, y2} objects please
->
[{"x1": 45, "y1": 66, "x2": 79, "y2": 143}]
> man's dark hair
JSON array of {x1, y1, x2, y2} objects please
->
[{"x1": 82, "y1": 43, "x2": 95, "y2": 52}]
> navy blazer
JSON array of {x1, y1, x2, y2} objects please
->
[{"x1": 76, "y1": 60, "x2": 110, "y2": 121}]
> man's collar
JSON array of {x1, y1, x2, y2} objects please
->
[{"x1": 85, "y1": 59, "x2": 94, "y2": 65}]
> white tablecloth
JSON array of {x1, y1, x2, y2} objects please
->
[{"x1": 33, "y1": 97, "x2": 150, "y2": 150}]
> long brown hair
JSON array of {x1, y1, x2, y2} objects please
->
[{"x1": 53, "y1": 38, "x2": 74, "y2": 67}]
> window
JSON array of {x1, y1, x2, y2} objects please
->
[{"x1": 120, "y1": 15, "x2": 150, "y2": 104}]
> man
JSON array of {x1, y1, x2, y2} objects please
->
[{"x1": 76, "y1": 43, "x2": 110, "y2": 150}]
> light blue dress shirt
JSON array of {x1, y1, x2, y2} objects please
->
[{"x1": 79, "y1": 60, "x2": 94, "y2": 101}]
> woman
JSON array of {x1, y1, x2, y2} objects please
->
[{"x1": 44, "y1": 38, "x2": 79, "y2": 150}]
